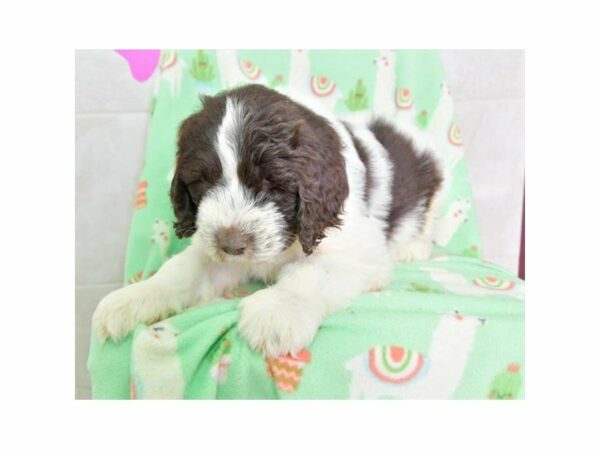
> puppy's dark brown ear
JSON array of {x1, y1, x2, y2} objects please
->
[
  {"x1": 295, "y1": 122, "x2": 349, "y2": 254},
  {"x1": 170, "y1": 173, "x2": 197, "y2": 238}
]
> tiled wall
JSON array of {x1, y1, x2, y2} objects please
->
[
  {"x1": 439, "y1": 50, "x2": 524, "y2": 272},
  {"x1": 75, "y1": 50, "x2": 154, "y2": 399},
  {"x1": 74, "y1": 50, "x2": 524, "y2": 399}
]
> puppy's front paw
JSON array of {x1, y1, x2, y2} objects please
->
[
  {"x1": 238, "y1": 287, "x2": 320, "y2": 358},
  {"x1": 92, "y1": 283, "x2": 163, "y2": 344}
]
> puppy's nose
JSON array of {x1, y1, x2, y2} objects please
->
[{"x1": 215, "y1": 227, "x2": 252, "y2": 256}]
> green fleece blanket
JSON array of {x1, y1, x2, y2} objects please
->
[{"x1": 88, "y1": 50, "x2": 524, "y2": 399}]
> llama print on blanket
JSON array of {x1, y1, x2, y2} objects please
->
[
  {"x1": 433, "y1": 198, "x2": 471, "y2": 246},
  {"x1": 156, "y1": 50, "x2": 186, "y2": 98},
  {"x1": 288, "y1": 50, "x2": 341, "y2": 111},
  {"x1": 151, "y1": 219, "x2": 171, "y2": 262},
  {"x1": 394, "y1": 86, "x2": 418, "y2": 124},
  {"x1": 368, "y1": 51, "x2": 417, "y2": 123},
  {"x1": 346, "y1": 311, "x2": 485, "y2": 399},
  {"x1": 288, "y1": 49, "x2": 311, "y2": 92},
  {"x1": 448, "y1": 122, "x2": 463, "y2": 146},
  {"x1": 216, "y1": 50, "x2": 267, "y2": 89},
  {"x1": 425, "y1": 82, "x2": 465, "y2": 175},
  {"x1": 128, "y1": 271, "x2": 143, "y2": 284},
  {"x1": 421, "y1": 267, "x2": 524, "y2": 299},
  {"x1": 395, "y1": 87, "x2": 413, "y2": 110},
  {"x1": 310, "y1": 75, "x2": 342, "y2": 111},
  {"x1": 373, "y1": 50, "x2": 397, "y2": 117},
  {"x1": 131, "y1": 321, "x2": 185, "y2": 399},
  {"x1": 239, "y1": 60, "x2": 264, "y2": 82},
  {"x1": 210, "y1": 338, "x2": 233, "y2": 384}
]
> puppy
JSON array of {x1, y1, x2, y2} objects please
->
[{"x1": 93, "y1": 84, "x2": 443, "y2": 357}]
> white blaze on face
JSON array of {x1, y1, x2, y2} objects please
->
[{"x1": 194, "y1": 98, "x2": 289, "y2": 262}]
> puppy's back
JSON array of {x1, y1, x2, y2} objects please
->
[{"x1": 368, "y1": 118, "x2": 443, "y2": 237}]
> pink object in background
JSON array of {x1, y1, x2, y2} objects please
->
[{"x1": 115, "y1": 50, "x2": 160, "y2": 82}]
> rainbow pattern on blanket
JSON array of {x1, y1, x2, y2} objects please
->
[
  {"x1": 396, "y1": 87, "x2": 413, "y2": 109},
  {"x1": 159, "y1": 51, "x2": 178, "y2": 71},
  {"x1": 368, "y1": 346, "x2": 424, "y2": 384},
  {"x1": 448, "y1": 122, "x2": 463, "y2": 146},
  {"x1": 473, "y1": 276, "x2": 516, "y2": 291},
  {"x1": 239, "y1": 60, "x2": 261, "y2": 80},
  {"x1": 311, "y1": 75, "x2": 336, "y2": 96}
]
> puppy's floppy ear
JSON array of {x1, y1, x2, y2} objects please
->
[
  {"x1": 295, "y1": 121, "x2": 349, "y2": 254},
  {"x1": 170, "y1": 172, "x2": 197, "y2": 238}
]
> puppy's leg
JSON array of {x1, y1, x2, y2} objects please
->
[
  {"x1": 392, "y1": 236, "x2": 433, "y2": 263},
  {"x1": 93, "y1": 244, "x2": 246, "y2": 344},
  {"x1": 391, "y1": 193, "x2": 442, "y2": 263},
  {"x1": 238, "y1": 217, "x2": 393, "y2": 357}
]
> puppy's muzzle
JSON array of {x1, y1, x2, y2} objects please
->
[{"x1": 215, "y1": 226, "x2": 254, "y2": 256}]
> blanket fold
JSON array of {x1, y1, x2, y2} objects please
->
[{"x1": 89, "y1": 257, "x2": 524, "y2": 399}]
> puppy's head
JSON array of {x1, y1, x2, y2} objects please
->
[{"x1": 171, "y1": 85, "x2": 348, "y2": 263}]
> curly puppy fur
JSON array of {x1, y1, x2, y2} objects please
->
[{"x1": 93, "y1": 84, "x2": 443, "y2": 357}]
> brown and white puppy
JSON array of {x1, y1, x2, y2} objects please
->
[{"x1": 93, "y1": 84, "x2": 443, "y2": 357}]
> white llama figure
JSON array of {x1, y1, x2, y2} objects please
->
[
  {"x1": 433, "y1": 198, "x2": 471, "y2": 247},
  {"x1": 308, "y1": 75, "x2": 342, "y2": 111},
  {"x1": 421, "y1": 267, "x2": 524, "y2": 300},
  {"x1": 210, "y1": 353, "x2": 233, "y2": 384},
  {"x1": 131, "y1": 321, "x2": 185, "y2": 399},
  {"x1": 372, "y1": 50, "x2": 397, "y2": 118},
  {"x1": 394, "y1": 86, "x2": 419, "y2": 125},
  {"x1": 289, "y1": 49, "x2": 311, "y2": 92},
  {"x1": 428, "y1": 82, "x2": 454, "y2": 133},
  {"x1": 289, "y1": 50, "x2": 343, "y2": 111},
  {"x1": 216, "y1": 50, "x2": 243, "y2": 88},
  {"x1": 157, "y1": 50, "x2": 186, "y2": 98},
  {"x1": 216, "y1": 50, "x2": 267, "y2": 89},
  {"x1": 426, "y1": 82, "x2": 465, "y2": 173},
  {"x1": 151, "y1": 219, "x2": 171, "y2": 261},
  {"x1": 345, "y1": 311, "x2": 484, "y2": 399}
]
